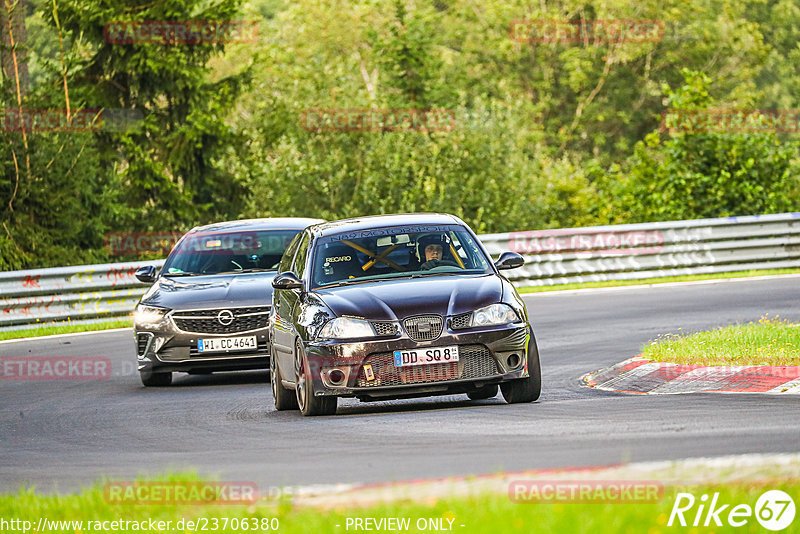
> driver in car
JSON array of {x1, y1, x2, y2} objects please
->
[{"x1": 418, "y1": 234, "x2": 459, "y2": 270}]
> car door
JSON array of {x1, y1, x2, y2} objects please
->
[
  {"x1": 271, "y1": 233, "x2": 303, "y2": 364},
  {"x1": 273, "y1": 232, "x2": 311, "y2": 377}
]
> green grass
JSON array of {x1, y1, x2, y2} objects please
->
[
  {"x1": 1, "y1": 474, "x2": 797, "y2": 533},
  {"x1": 642, "y1": 315, "x2": 800, "y2": 366},
  {"x1": 518, "y1": 268, "x2": 800, "y2": 293},
  {"x1": 0, "y1": 319, "x2": 132, "y2": 341}
]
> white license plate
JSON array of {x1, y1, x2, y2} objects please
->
[
  {"x1": 393, "y1": 345, "x2": 459, "y2": 367},
  {"x1": 197, "y1": 336, "x2": 257, "y2": 353}
]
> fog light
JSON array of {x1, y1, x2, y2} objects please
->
[{"x1": 507, "y1": 354, "x2": 521, "y2": 369}]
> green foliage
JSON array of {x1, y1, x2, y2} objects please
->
[
  {"x1": 1, "y1": 0, "x2": 252, "y2": 269},
  {"x1": 2, "y1": 0, "x2": 800, "y2": 270},
  {"x1": 47, "y1": 0, "x2": 253, "y2": 229},
  {"x1": 367, "y1": 0, "x2": 455, "y2": 108},
  {"x1": 603, "y1": 70, "x2": 799, "y2": 222},
  {"x1": 241, "y1": 101, "x2": 597, "y2": 233}
]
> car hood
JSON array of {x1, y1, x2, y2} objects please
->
[
  {"x1": 140, "y1": 272, "x2": 277, "y2": 311},
  {"x1": 313, "y1": 274, "x2": 502, "y2": 321}
]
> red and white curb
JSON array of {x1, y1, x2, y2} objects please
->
[
  {"x1": 280, "y1": 453, "x2": 800, "y2": 509},
  {"x1": 582, "y1": 356, "x2": 800, "y2": 394}
]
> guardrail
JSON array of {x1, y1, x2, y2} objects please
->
[
  {"x1": 1, "y1": 212, "x2": 798, "y2": 328},
  {"x1": 0, "y1": 260, "x2": 165, "y2": 328},
  {"x1": 480, "y1": 212, "x2": 800, "y2": 286}
]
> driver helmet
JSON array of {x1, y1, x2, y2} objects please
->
[{"x1": 416, "y1": 233, "x2": 451, "y2": 262}]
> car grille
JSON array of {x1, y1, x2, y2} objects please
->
[
  {"x1": 172, "y1": 307, "x2": 270, "y2": 334},
  {"x1": 356, "y1": 344, "x2": 498, "y2": 387},
  {"x1": 402, "y1": 314, "x2": 443, "y2": 341},
  {"x1": 371, "y1": 321, "x2": 399, "y2": 337},
  {"x1": 450, "y1": 312, "x2": 472, "y2": 330}
]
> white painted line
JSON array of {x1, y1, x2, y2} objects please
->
[
  {"x1": 648, "y1": 366, "x2": 750, "y2": 394},
  {"x1": 768, "y1": 377, "x2": 800, "y2": 394},
  {"x1": 581, "y1": 356, "x2": 647, "y2": 386},
  {"x1": 522, "y1": 273, "x2": 800, "y2": 297},
  {"x1": 594, "y1": 362, "x2": 663, "y2": 392},
  {"x1": 0, "y1": 327, "x2": 131, "y2": 345}
]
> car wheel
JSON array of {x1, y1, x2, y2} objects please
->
[
  {"x1": 500, "y1": 329, "x2": 541, "y2": 404},
  {"x1": 467, "y1": 384, "x2": 498, "y2": 400},
  {"x1": 294, "y1": 340, "x2": 337, "y2": 416},
  {"x1": 140, "y1": 370, "x2": 172, "y2": 387},
  {"x1": 271, "y1": 344, "x2": 298, "y2": 411}
]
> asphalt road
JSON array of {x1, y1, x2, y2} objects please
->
[{"x1": 1, "y1": 277, "x2": 799, "y2": 493}]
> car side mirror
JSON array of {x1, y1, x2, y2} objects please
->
[
  {"x1": 272, "y1": 272, "x2": 304, "y2": 290},
  {"x1": 135, "y1": 265, "x2": 158, "y2": 283},
  {"x1": 494, "y1": 251, "x2": 524, "y2": 271}
]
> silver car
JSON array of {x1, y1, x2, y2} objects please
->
[{"x1": 133, "y1": 218, "x2": 323, "y2": 386}]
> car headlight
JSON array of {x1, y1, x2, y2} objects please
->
[
  {"x1": 134, "y1": 304, "x2": 169, "y2": 326},
  {"x1": 470, "y1": 303, "x2": 520, "y2": 327},
  {"x1": 318, "y1": 317, "x2": 376, "y2": 340}
]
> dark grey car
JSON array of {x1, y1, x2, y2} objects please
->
[
  {"x1": 269, "y1": 213, "x2": 540, "y2": 416},
  {"x1": 133, "y1": 218, "x2": 323, "y2": 386}
]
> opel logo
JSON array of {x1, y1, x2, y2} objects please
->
[{"x1": 217, "y1": 310, "x2": 234, "y2": 326}]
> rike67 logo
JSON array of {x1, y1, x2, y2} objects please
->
[{"x1": 668, "y1": 490, "x2": 795, "y2": 531}]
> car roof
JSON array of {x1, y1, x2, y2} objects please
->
[
  {"x1": 307, "y1": 213, "x2": 465, "y2": 237},
  {"x1": 187, "y1": 217, "x2": 325, "y2": 234}
]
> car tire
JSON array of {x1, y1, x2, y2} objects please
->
[
  {"x1": 467, "y1": 384, "x2": 498, "y2": 400},
  {"x1": 294, "y1": 340, "x2": 337, "y2": 416},
  {"x1": 500, "y1": 329, "x2": 541, "y2": 404},
  {"x1": 140, "y1": 370, "x2": 172, "y2": 387},
  {"x1": 271, "y1": 345, "x2": 298, "y2": 411}
]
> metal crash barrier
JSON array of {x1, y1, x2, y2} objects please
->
[
  {"x1": 0, "y1": 260, "x2": 165, "y2": 328},
  {"x1": 480, "y1": 212, "x2": 800, "y2": 286},
  {"x1": 1, "y1": 212, "x2": 799, "y2": 328}
]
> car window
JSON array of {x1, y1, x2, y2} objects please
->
[
  {"x1": 310, "y1": 224, "x2": 493, "y2": 288},
  {"x1": 278, "y1": 232, "x2": 303, "y2": 274},
  {"x1": 163, "y1": 229, "x2": 301, "y2": 275},
  {"x1": 291, "y1": 232, "x2": 311, "y2": 278}
]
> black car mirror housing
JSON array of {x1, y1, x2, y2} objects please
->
[
  {"x1": 135, "y1": 265, "x2": 158, "y2": 283},
  {"x1": 273, "y1": 272, "x2": 305, "y2": 290},
  {"x1": 495, "y1": 252, "x2": 525, "y2": 270}
]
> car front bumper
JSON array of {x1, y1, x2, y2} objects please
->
[
  {"x1": 134, "y1": 318, "x2": 270, "y2": 374},
  {"x1": 302, "y1": 322, "x2": 532, "y2": 401}
]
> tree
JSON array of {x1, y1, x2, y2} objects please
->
[
  {"x1": 46, "y1": 0, "x2": 252, "y2": 231},
  {"x1": 604, "y1": 69, "x2": 799, "y2": 222}
]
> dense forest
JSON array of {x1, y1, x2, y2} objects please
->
[{"x1": 1, "y1": 0, "x2": 798, "y2": 269}]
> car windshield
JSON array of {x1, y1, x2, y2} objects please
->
[
  {"x1": 163, "y1": 229, "x2": 301, "y2": 275},
  {"x1": 310, "y1": 224, "x2": 493, "y2": 288}
]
